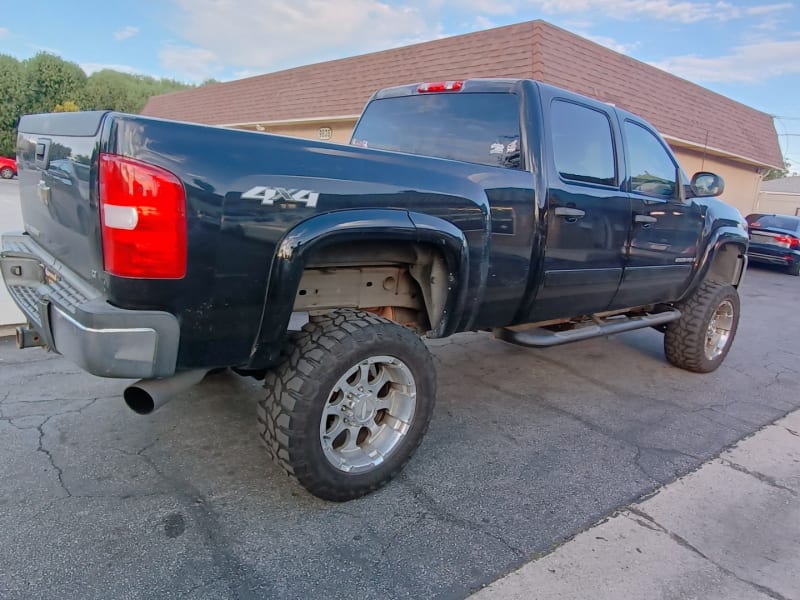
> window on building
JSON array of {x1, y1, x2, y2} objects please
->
[
  {"x1": 351, "y1": 93, "x2": 522, "y2": 169},
  {"x1": 625, "y1": 121, "x2": 678, "y2": 199},
  {"x1": 551, "y1": 100, "x2": 616, "y2": 186}
]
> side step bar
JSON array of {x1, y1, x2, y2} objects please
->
[{"x1": 494, "y1": 309, "x2": 681, "y2": 348}]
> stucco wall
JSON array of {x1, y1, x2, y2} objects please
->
[
  {"x1": 241, "y1": 121, "x2": 356, "y2": 144},
  {"x1": 671, "y1": 146, "x2": 762, "y2": 217}
]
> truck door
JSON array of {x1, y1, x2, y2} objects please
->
[
  {"x1": 609, "y1": 119, "x2": 704, "y2": 309},
  {"x1": 525, "y1": 97, "x2": 631, "y2": 322}
]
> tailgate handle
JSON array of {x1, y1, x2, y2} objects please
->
[{"x1": 35, "y1": 138, "x2": 51, "y2": 170}]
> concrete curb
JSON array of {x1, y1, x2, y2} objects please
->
[{"x1": 471, "y1": 410, "x2": 800, "y2": 600}]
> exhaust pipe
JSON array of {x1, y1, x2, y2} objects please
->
[
  {"x1": 16, "y1": 326, "x2": 44, "y2": 349},
  {"x1": 124, "y1": 369, "x2": 208, "y2": 415}
]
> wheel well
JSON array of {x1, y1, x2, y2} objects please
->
[
  {"x1": 707, "y1": 243, "x2": 746, "y2": 287},
  {"x1": 295, "y1": 241, "x2": 450, "y2": 331}
]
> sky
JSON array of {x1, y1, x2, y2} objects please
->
[{"x1": 1, "y1": 0, "x2": 799, "y2": 170}]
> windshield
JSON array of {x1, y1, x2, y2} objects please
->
[{"x1": 351, "y1": 92, "x2": 522, "y2": 169}]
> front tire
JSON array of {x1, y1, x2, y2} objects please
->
[
  {"x1": 258, "y1": 309, "x2": 436, "y2": 501},
  {"x1": 0, "y1": 167, "x2": 13, "y2": 179},
  {"x1": 664, "y1": 281, "x2": 740, "y2": 373}
]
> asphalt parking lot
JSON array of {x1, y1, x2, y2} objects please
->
[{"x1": 1, "y1": 244, "x2": 799, "y2": 598}]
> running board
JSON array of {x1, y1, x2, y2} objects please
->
[{"x1": 494, "y1": 309, "x2": 681, "y2": 348}]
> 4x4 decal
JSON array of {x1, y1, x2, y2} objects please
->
[{"x1": 242, "y1": 186, "x2": 319, "y2": 207}]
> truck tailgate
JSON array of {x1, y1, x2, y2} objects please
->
[{"x1": 15, "y1": 112, "x2": 108, "y2": 286}]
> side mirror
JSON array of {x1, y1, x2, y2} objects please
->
[{"x1": 690, "y1": 172, "x2": 724, "y2": 198}]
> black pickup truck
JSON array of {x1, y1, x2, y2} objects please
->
[{"x1": 1, "y1": 78, "x2": 748, "y2": 500}]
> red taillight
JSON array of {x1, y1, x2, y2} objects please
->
[
  {"x1": 418, "y1": 80, "x2": 463, "y2": 93},
  {"x1": 99, "y1": 153, "x2": 187, "y2": 279},
  {"x1": 774, "y1": 235, "x2": 800, "y2": 249}
]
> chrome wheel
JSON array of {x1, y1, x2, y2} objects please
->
[
  {"x1": 320, "y1": 355, "x2": 417, "y2": 474},
  {"x1": 704, "y1": 299, "x2": 734, "y2": 360}
]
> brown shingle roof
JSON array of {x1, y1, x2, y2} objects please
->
[{"x1": 142, "y1": 20, "x2": 782, "y2": 168}]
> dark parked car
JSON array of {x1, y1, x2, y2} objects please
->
[
  {"x1": 0, "y1": 156, "x2": 17, "y2": 179},
  {"x1": 745, "y1": 213, "x2": 800, "y2": 275}
]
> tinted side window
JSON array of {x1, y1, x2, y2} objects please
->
[
  {"x1": 551, "y1": 100, "x2": 616, "y2": 186},
  {"x1": 351, "y1": 93, "x2": 521, "y2": 169},
  {"x1": 625, "y1": 121, "x2": 677, "y2": 199}
]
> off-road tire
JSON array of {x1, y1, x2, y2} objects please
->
[
  {"x1": 664, "y1": 281, "x2": 740, "y2": 373},
  {"x1": 788, "y1": 262, "x2": 800, "y2": 276},
  {"x1": 0, "y1": 167, "x2": 13, "y2": 179},
  {"x1": 258, "y1": 309, "x2": 436, "y2": 501}
]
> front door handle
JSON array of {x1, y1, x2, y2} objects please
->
[
  {"x1": 554, "y1": 207, "x2": 586, "y2": 218},
  {"x1": 634, "y1": 214, "x2": 658, "y2": 224}
]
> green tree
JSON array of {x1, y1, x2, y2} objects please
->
[
  {"x1": 80, "y1": 69, "x2": 193, "y2": 113},
  {"x1": 763, "y1": 159, "x2": 792, "y2": 181},
  {"x1": 24, "y1": 52, "x2": 86, "y2": 115},
  {"x1": 54, "y1": 100, "x2": 80, "y2": 112},
  {"x1": 80, "y1": 69, "x2": 138, "y2": 112},
  {"x1": 0, "y1": 51, "x2": 197, "y2": 158},
  {"x1": 0, "y1": 54, "x2": 25, "y2": 157}
]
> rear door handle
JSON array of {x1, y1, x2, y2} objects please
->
[
  {"x1": 634, "y1": 214, "x2": 658, "y2": 224},
  {"x1": 554, "y1": 207, "x2": 586, "y2": 218}
]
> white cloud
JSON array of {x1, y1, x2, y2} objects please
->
[
  {"x1": 651, "y1": 40, "x2": 800, "y2": 83},
  {"x1": 744, "y1": 3, "x2": 792, "y2": 16},
  {"x1": 159, "y1": 44, "x2": 222, "y2": 82},
  {"x1": 167, "y1": 0, "x2": 437, "y2": 77},
  {"x1": 0, "y1": 27, "x2": 8, "y2": 39},
  {"x1": 518, "y1": 0, "x2": 792, "y2": 23},
  {"x1": 113, "y1": 26, "x2": 139, "y2": 41},
  {"x1": 458, "y1": 0, "x2": 517, "y2": 16},
  {"x1": 472, "y1": 15, "x2": 497, "y2": 30},
  {"x1": 81, "y1": 62, "x2": 141, "y2": 76}
]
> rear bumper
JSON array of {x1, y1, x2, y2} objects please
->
[
  {"x1": 747, "y1": 245, "x2": 800, "y2": 267},
  {"x1": 1, "y1": 233, "x2": 179, "y2": 378}
]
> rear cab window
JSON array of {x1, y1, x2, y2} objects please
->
[
  {"x1": 351, "y1": 92, "x2": 522, "y2": 169},
  {"x1": 550, "y1": 100, "x2": 617, "y2": 186}
]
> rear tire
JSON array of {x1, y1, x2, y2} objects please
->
[
  {"x1": 0, "y1": 167, "x2": 13, "y2": 179},
  {"x1": 664, "y1": 281, "x2": 740, "y2": 373},
  {"x1": 788, "y1": 262, "x2": 800, "y2": 276},
  {"x1": 258, "y1": 309, "x2": 436, "y2": 501}
]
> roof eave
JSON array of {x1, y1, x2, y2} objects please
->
[{"x1": 664, "y1": 134, "x2": 782, "y2": 170}]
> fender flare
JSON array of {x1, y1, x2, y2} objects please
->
[
  {"x1": 685, "y1": 225, "x2": 748, "y2": 297},
  {"x1": 248, "y1": 209, "x2": 470, "y2": 367}
]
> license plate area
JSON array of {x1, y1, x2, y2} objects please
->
[{"x1": 750, "y1": 232, "x2": 789, "y2": 249}]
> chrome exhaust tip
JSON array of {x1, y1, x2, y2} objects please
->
[{"x1": 123, "y1": 369, "x2": 208, "y2": 415}]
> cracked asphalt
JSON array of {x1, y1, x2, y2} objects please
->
[{"x1": 0, "y1": 265, "x2": 798, "y2": 599}]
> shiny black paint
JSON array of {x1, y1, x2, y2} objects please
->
[
  {"x1": 98, "y1": 110, "x2": 514, "y2": 368},
  {"x1": 12, "y1": 79, "x2": 748, "y2": 372}
]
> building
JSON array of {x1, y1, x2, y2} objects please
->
[
  {"x1": 142, "y1": 20, "x2": 783, "y2": 217},
  {"x1": 755, "y1": 176, "x2": 800, "y2": 216}
]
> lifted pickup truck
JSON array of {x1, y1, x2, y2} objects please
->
[{"x1": 1, "y1": 79, "x2": 747, "y2": 500}]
